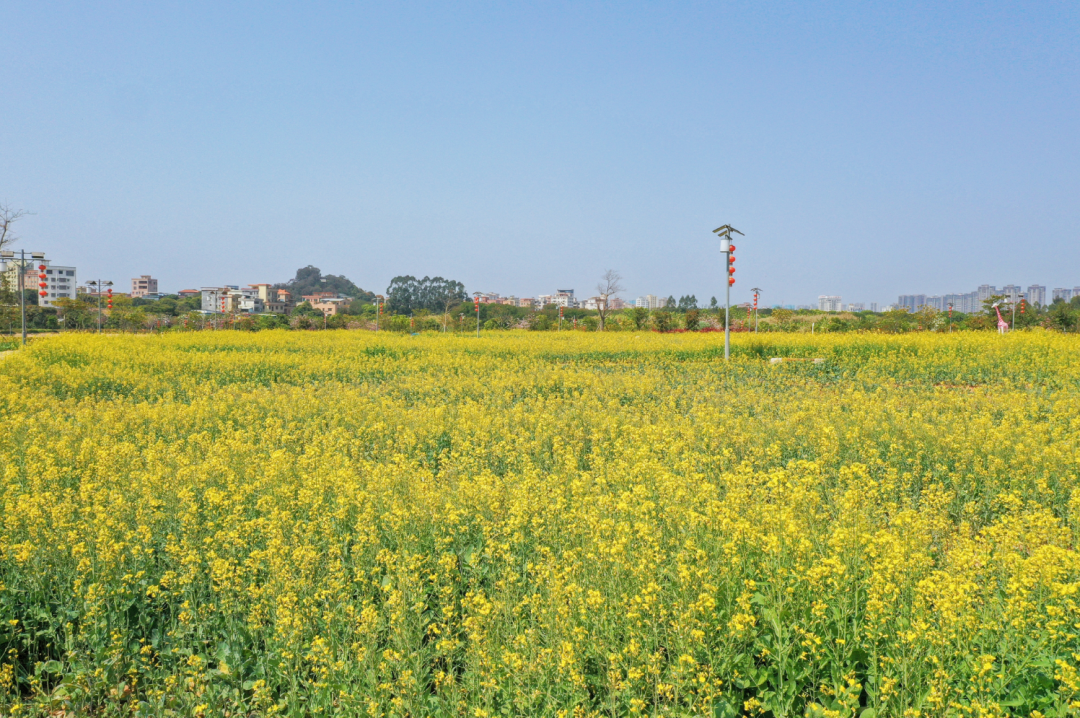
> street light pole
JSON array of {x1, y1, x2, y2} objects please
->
[
  {"x1": 713, "y1": 225, "x2": 744, "y2": 361},
  {"x1": 87, "y1": 279, "x2": 113, "y2": 334},
  {"x1": 19, "y1": 250, "x2": 26, "y2": 346},
  {"x1": 473, "y1": 292, "x2": 482, "y2": 338},
  {"x1": 751, "y1": 287, "x2": 762, "y2": 332}
]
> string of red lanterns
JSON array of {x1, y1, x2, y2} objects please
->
[{"x1": 728, "y1": 244, "x2": 736, "y2": 286}]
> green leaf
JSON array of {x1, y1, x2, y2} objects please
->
[
  {"x1": 860, "y1": 709, "x2": 876, "y2": 718},
  {"x1": 713, "y1": 700, "x2": 737, "y2": 718},
  {"x1": 43, "y1": 660, "x2": 62, "y2": 673}
]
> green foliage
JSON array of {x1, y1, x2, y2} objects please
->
[
  {"x1": 677, "y1": 294, "x2": 698, "y2": 312},
  {"x1": 385, "y1": 276, "x2": 467, "y2": 315},
  {"x1": 653, "y1": 310, "x2": 674, "y2": 332},
  {"x1": 276, "y1": 265, "x2": 374, "y2": 301},
  {"x1": 527, "y1": 313, "x2": 552, "y2": 331},
  {"x1": 684, "y1": 308, "x2": 701, "y2": 331},
  {"x1": 626, "y1": 307, "x2": 649, "y2": 330}
]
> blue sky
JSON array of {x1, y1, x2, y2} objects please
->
[{"x1": 2, "y1": 1, "x2": 1077, "y2": 306}]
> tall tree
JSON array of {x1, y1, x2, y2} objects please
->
[
  {"x1": 386, "y1": 276, "x2": 466, "y2": 315},
  {"x1": 594, "y1": 269, "x2": 624, "y2": 331},
  {"x1": 0, "y1": 203, "x2": 30, "y2": 253},
  {"x1": 0, "y1": 204, "x2": 31, "y2": 298}
]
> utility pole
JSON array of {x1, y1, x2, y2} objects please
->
[{"x1": 712, "y1": 225, "x2": 744, "y2": 360}]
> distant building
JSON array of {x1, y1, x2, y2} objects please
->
[
  {"x1": 1053, "y1": 288, "x2": 1074, "y2": 303},
  {"x1": 818, "y1": 295, "x2": 842, "y2": 312},
  {"x1": 1026, "y1": 285, "x2": 1046, "y2": 306},
  {"x1": 869, "y1": 303, "x2": 879, "y2": 313},
  {"x1": 201, "y1": 287, "x2": 232, "y2": 313},
  {"x1": 537, "y1": 291, "x2": 576, "y2": 308},
  {"x1": 942, "y1": 291, "x2": 979, "y2": 314},
  {"x1": 846, "y1": 303, "x2": 865, "y2": 312},
  {"x1": 178, "y1": 289, "x2": 200, "y2": 299},
  {"x1": 310, "y1": 297, "x2": 349, "y2": 316},
  {"x1": 635, "y1": 294, "x2": 664, "y2": 310},
  {"x1": 1001, "y1": 284, "x2": 1022, "y2": 303},
  {"x1": 897, "y1": 295, "x2": 927, "y2": 313},
  {"x1": 266, "y1": 288, "x2": 295, "y2": 314},
  {"x1": 131, "y1": 275, "x2": 158, "y2": 298},
  {"x1": 517, "y1": 297, "x2": 535, "y2": 308},
  {"x1": 301, "y1": 292, "x2": 339, "y2": 304},
  {"x1": 1, "y1": 253, "x2": 77, "y2": 307},
  {"x1": 977, "y1": 285, "x2": 998, "y2": 302}
]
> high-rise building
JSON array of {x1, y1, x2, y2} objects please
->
[
  {"x1": 1052, "y1": 288, "x2": 1073, "y2": 303},
  {"x1": 846, "y1": 303, "x2": 865, "y2": 312},
  {"x1": 942, "y1": 292, "x2": 978, "y2": 314},
  {"x1": 869, "y1": 302, "x2": 879, "y2": 312},
  {"x1": 977, "y1": 285, "x2": 998, "y2": 302},
  {"x1": 1001, "y1": 285, "x2": 1022, "y2": 303},
  {"x1": 897, "y1": 295, "x2": 927, "y2": 313},
  {"x1": 818, "y1": 295, "x2": 842, "y2": 312}
]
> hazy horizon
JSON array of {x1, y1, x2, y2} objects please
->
[{"x1": 2, "y1": 2, "x2": 1077, "y2": 307}]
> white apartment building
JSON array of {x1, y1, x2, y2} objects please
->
[
  {"x1": 537, "y1": 292, "x2": 576, "y2": 308},
  {"x1": 846, "y1": 303, "x2": 865, "y2": 312},
  {"x1": 1, "y1": 253, "x2": 77, "y2": 307},
  {"x1": 635, "y1": 294, "x2": 666, "y2": 310},
  {"x1": 818, "y1": 295, "x2": 842, "y2": 312}
]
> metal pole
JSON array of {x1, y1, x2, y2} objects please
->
[
  {"x1": 724, "y1": 248, "x2": 730, "y2": 361},
  {"x1": 19, "y1": 250, "x2": 26, "y2": 346},
  {"x1": 476, "y1": 300, "x2": 481, "y2": 338}
]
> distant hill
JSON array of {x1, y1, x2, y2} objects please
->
[{"x1": 275, "y1": 266, "x2": 375, "y2": 301}]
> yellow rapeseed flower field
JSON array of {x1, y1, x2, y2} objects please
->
[{"x1": 1, "y1": 330, "x2": 1079, "y2": 717}]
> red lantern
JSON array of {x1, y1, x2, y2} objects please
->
[
  {"x1": 1020, "y1": 298, "x2": 1026, "y2": 315},
  {"x1": 728, "y1": 267, "x2": 736, "y2": 275},
  {"x1": 559, "y1": 306, "x2": 564, "y2": 318},
  {"x1": 728, "y1": 277, "x2": 735, "y2": 286},
  {"x1": 474, "y1": 297, "x2": 480, "y2": 312}
]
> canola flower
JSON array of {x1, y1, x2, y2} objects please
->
[{"x1": 0, "y1": 330, "x2": 1079, "y2": 717}]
